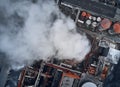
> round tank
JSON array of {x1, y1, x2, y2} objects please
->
[
  {"x1": 86, "y1": 20, "x2": 91, "y2": 25},
  {"x1": 97, "y1": 17, "x2": 102, "y2": 22},
  {"x1": 89, "y1": 16, "x2": 92, "y2": 20},
  {"x1": 100, "y1": 18, "x2": 112, "y2": 30},
  {"x1": 92, "y1": 17, "x2": 96, "y2": 21},
  {"x1": 92, "y1": 22, "x2": 97, "y2": 27},
  {"x1": 113, "y1": 23, "x2": 120, "y2": 34},
  {"x1": 82, "y1": 82, "x2": 97, "y2": 87},
  {"x1": 86, "y1": 13, "x2": 91, "y2": 18},
  {"x1": 81, "y1": 12, "x2": 87, "y2": 17}
]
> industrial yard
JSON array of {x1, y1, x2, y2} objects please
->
[{"x1": 1, "y1": 0, "x2": 120, "y2": 87}]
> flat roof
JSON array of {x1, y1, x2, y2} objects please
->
[{"x1": 62, "y1": 0, "x2": 117, "y2": 18}]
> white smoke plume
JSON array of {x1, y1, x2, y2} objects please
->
[{"x1": 0, "y1": 0, "x2": 91, "y2": 68}]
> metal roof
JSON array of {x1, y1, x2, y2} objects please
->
[{"x1": 61, "y1": 0, "x2": 120, "y2": 21}]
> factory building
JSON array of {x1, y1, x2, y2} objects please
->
[
  {"x1": 16, "y1": 1, "x2": 120, "y2": 87},
  {"x1": 17, "y1": 62, "x2": 82, "y2": 87},
  {"x1": 58, "y1": 0, "x2": 120, "y2": 21},
  {"x1": 57, "y1": 0, "x2": 120, "y2": 43}
]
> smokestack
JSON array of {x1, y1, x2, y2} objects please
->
[{"x1": 0, "y1": 0, "x2": 91, "y2": 68}]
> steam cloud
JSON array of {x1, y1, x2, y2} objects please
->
[{"x1": 0, "y1": 0, "x2": 91, "y2": 68}]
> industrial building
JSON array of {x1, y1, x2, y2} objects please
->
[
  {"x1": 58, "y1": 0, "x2": 120, "y2": 43},
  {"x1": 16, "y1": 41, "x2": 120, "y2": 87},
  {"x1": 4, "y1": 0, "x2": 120, "y2": 87}
]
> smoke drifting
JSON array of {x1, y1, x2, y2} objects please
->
[{"x1": 0, "y1": 0, "x2": 90, "y2": 68}]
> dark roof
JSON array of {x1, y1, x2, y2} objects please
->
[
  {"x1": 99, "y1": 47, "x2": 109, "y2": 57},
  {"x1": 51, "y1": 71, "x2": 63, "y2": 87},
  {"x1": 61, "y1": 0, "x2": 117, "y2": 18}
]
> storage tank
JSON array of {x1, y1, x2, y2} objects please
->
[
  {"x1": 81, "y1": 82, "x2": 97, "y2": 87},
  {"x1": 81, "y1": 11, "x2": 87, "y2": 17},
  {"x1": 86, "y1": 13, "x2": 91, "y2": 18},
  {"x1": 86, "y1": 20, "x2": 91, "y2": 26},
  {"x1": 97, "y1": 17, "x2": 102, "y2": 22},
  {"x1": 100, "y1": 18, "x2": 112, "y2": 30},
  {"x1": 113, "y1": 22, "x2": 120, "y2": 34},
  {"x1": 89, "y1": 16, "x2": 92, "y2": 20},
  {"x1": 92, "y1": 22, "x2": 97, "y2": 28},
  {"x1": 92, "y1": 17, "x2": 96, "y2": 21}
]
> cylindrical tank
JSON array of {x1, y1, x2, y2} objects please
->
[
  {"x1": 97, "y1": 17, "x2": 102, "y2": 22},
  {"x1": 92, "y1": 22, "x2": 97, "y2": 28},
  {"x1": 81, "y1": 11, "x2": 87, "y2": 17},
  {"x1": 100, "y1": 18, "x2": 112, "y2": 30},
  {"x1": 86, "y1": 13, "x2": 91, "y2": 18},
  {"x1": 89, "y1": 16, "x2": 92, "y2": 20},
  {"x1": 86, "y1": 20, "x2": 91, "y2": 26},
  {"x1": 81, "y1": 82, "x2": 97, "y2": 87},
  {"x1": 113, "y1": 22, "x2": 120, "y2": 34},
  {"x1": 92, "y1": 17, "x2": 96, "y2": 21}
]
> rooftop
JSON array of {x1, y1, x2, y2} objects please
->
[{"x1": 61, "y1": 0, "x2": 120, "y2": 21}]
